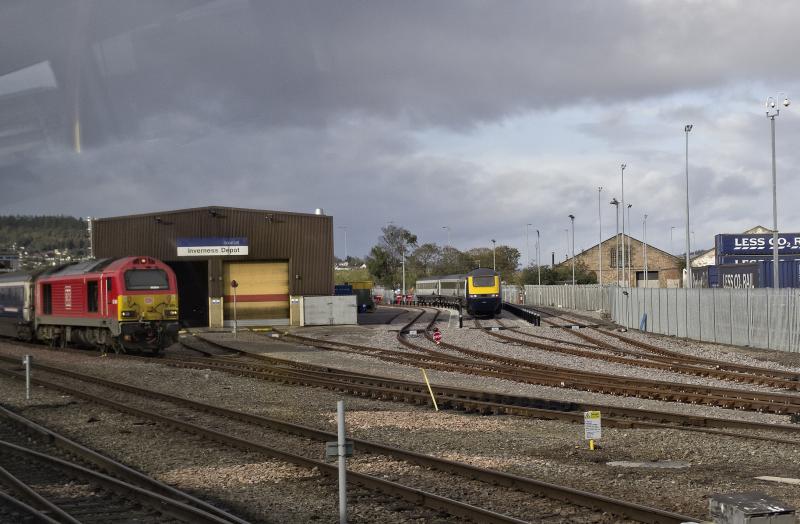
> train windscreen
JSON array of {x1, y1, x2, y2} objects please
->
[
  {"x1": 125, "y1": 269, "x2": 170, "y2": 290},
  {"x1": 472, "y1": 276, "x2": 495, "y2": 287}
]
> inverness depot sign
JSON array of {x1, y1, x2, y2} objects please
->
[
  {"x1": 715, "y1": 233, "x2": 800, "y2": 264},
  {"x1": 177, "y1": 237, "x2": 248, "y2": 257}
]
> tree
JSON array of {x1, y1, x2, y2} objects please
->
[
  {"x1": 462, "y1": 245, "x2": 519, "y2": 282},
  {"x1": 494, "y1": 245, "x2": 520, "y2": 282},
  {"x1": 365, "y1": 225, "x2": 418, "y2": 288},
  {"x1": 410, "y1": 243, "x2": 441, "y2": 277},
  {"x1": 334, "y1": 267, "x2": 371, "y2": 284},
  {"x1": 365, "y1": 246, "x2": 394, "y2": 286},
  {"x1": 520, "y1": 260, "x2": 597, "y2": 285}
]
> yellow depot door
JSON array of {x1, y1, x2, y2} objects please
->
[{"x1": 223, "y1": 261, "x2": 290, "y2": 326}]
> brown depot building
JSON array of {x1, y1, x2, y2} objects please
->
[
  {"x1": 563, "y1": 234, "x2": 682, "y2": 287},
  {"x1": 92, "y1": 206, "x2": 333, "y2": 328}
]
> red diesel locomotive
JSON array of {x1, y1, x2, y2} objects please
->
[{"x1": 0, "y1": 256, "x2": 179, "y2": 353}]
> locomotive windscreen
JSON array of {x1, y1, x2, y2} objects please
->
[
  {"x1": 125, "y1": 269, "x2": 170, "y2": 290},
  {"x1": 472, "y1": 276, "x2": 495, "y2": 287}
]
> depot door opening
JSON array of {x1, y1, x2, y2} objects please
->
[{"x1": 168, "y1": 261, "x2": 209, "y2": 327}]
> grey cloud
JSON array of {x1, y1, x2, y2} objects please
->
[{"x1": 5, "y1": 1, "x2": 800, "y2": 262}]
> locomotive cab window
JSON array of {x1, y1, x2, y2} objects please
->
[
  {"x1": 472, "y1": 276, "x2": 496, "y2": 287},
  {"x1": 125, "y1": 269, "x2": 169, "y2": 290},
  {"x1": 87, "y1": 281, "x2": 98, "y2": 312}
]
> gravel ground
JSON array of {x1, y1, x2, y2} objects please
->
[
  {"x1": 28, "y1": 365, "x2": 617, "y2": 523},
  {"x1": 536, "y1": 305, "x2": 800, "y2": 371},
  {"x1": 266, "y1": 317, "x2": 796, "y2": 426},
  {"x1": 0, "y1": 346, "x2": 461, "y2": 524},
  {"x1": 439, "y1": 319, "x2": 800, "y2": 397},
  {"x1": 5, "y1": 307, "x2": 800, "y2": 522}
]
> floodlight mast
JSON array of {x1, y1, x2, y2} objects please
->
[{"x1": 766, "y1": 94, "x2": 790, "y2": 289}]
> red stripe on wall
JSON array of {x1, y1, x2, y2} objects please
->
[{"x1": 223, "y1": 294, "x2": 289, "y2": 303}]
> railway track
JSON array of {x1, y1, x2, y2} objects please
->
[
  {"x1": 0, "y1": 403, "x2": 244, "y2": 524},
  {"x1": 488, "y1": 316, "x2": 800, "y2": 390},
  {"x1": 165, "y1": 333, "x2": 800, "y2": 444},
  {"x1": 0, "y1": 354, "x2": 699, "y2": 524},
  {"x1": 192, "y1": 309, "x2": 800, "y2": 419},
  {"x1": 420, "y1": 317, "x2": 800, "y2": 415},
  {"x1": 516, "y1": 305, "x2": 800, "y2": 382}
]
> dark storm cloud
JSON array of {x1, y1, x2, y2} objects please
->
[
  {"x1": 5, "y1": 0, "x2": 797, "y2": 134},
  {"x1": 3, "y1": 0, "x2": 800, "y2": 257}
]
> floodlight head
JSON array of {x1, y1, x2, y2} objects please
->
[
  {"x1": 784, "y1": 97, "x2": 791, "y2": 107},
  {"x1": 621, "y1": 163, "x2": 627, "y2": 170},
  {"x1": 610, "y1": 198, "x2": 619, "y2": 205},
  {"x1": 685, "y1": 124, "x2": 693, "y2": 132},
  {"x1": 568, "y1": 214, "x2": 575, "y2": 220}
]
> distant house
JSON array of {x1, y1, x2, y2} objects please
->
[
  {"x1": 562, "y1": 234, "x2": 682, "y2": 288},
  {"x1": 0, "y1": 254, "x2": 20, "y2": 272},
  {"x1": 334, "y1": 262, "x2": 367, "y2": 271}
]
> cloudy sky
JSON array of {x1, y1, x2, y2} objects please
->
[{"x1": 1, "y1": 0, "x2": 799, "y2": 263}]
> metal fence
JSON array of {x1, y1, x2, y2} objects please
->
[
  {"x1": 515, "y1": 285, "x2": 609, "y2": 311},
  {"x1": 609, "y1": 287, "x2": 800, "y2": 353}
]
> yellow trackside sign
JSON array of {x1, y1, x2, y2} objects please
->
[{"x1": 583, "y1": 411, "x2": 601, "y2": 440}]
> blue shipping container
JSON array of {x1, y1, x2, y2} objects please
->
[
  {"x1": 715, "y1": 233, "x2": 800, "y2": 257},
  {"x1": 756, "y1": 260, "x2": 800, "y2": 288},
  {"x1": 695, "y1": 261, "x2": 800, "y2": 288},
  {"x1": 334, "y1": 284, "x2": 353, "y2": 295},
  {"x1": 715, "y1": 264, "x2": 758, "y2": 288}
]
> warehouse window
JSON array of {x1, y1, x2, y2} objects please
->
[
  {"x1": 609, "y1": 247, "x2": 619, "y2": 268},
  {"x1": 87, "y1": 281, "x2": 98, "y2": 312}
]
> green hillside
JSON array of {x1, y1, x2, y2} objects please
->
[{"x1": 0, "y1": 215, "x2": 90, "y2": 255}]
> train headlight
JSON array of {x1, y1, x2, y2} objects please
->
[
  {"x1": 490, "y1": 294, "x2": 499, "y2": 298},
  {"x1": 469, "y1": 294, "x2": 478, "y2": 298},
  {"x1": 121, "y1": 310, "x2": 136, "y2": 318},
  {"x1": 165, "y1": 309, "x2": 178, "y2": 317}
]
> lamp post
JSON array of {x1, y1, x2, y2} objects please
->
[
  {"x1": 401, "y1": 242, "x2": 406, "y2": 297},
  {"x1": 338, "y1": 226, "x2": 348, "y2": 263},
  {"x1": 598, "y1": 187, "x2": 603, "y2": 286},
  {"x1": 610, "y1": 198, "x2": 620, "y2": 285},
  {"x1": 627, "y1": 204, "x2": 632, "y2": 286},
  {"x1": 670, "y1": 226, "x2": 676, "y2": 255},
  {"x1": 526, "y1": 223, "x2": 532, "y2": 268},
  {"x1": 684, "y1": 124, "x2": 693, "y2": 288},
  {"x1": 643, "y1": 214, "x2": 648, "y2": 287},
  {"x1": 766, "y1": 94, "x2": 791, "y2": 289},
  {"x1": 620, "y1": 163, "x2": 627, "y2": 286},
  {"x1": 491, "y1": 239, "x2": 496, "y2": 271},
  {"x1": 569, "y1": 214, "x2": 576, "y2": 308},
  {"x1": 536, "y1": 230, "x2": 541, "y2": 302}
]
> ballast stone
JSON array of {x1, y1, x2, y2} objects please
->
[{"x1": 709, "y1": 492, "x2": 795, "y2": 524}]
